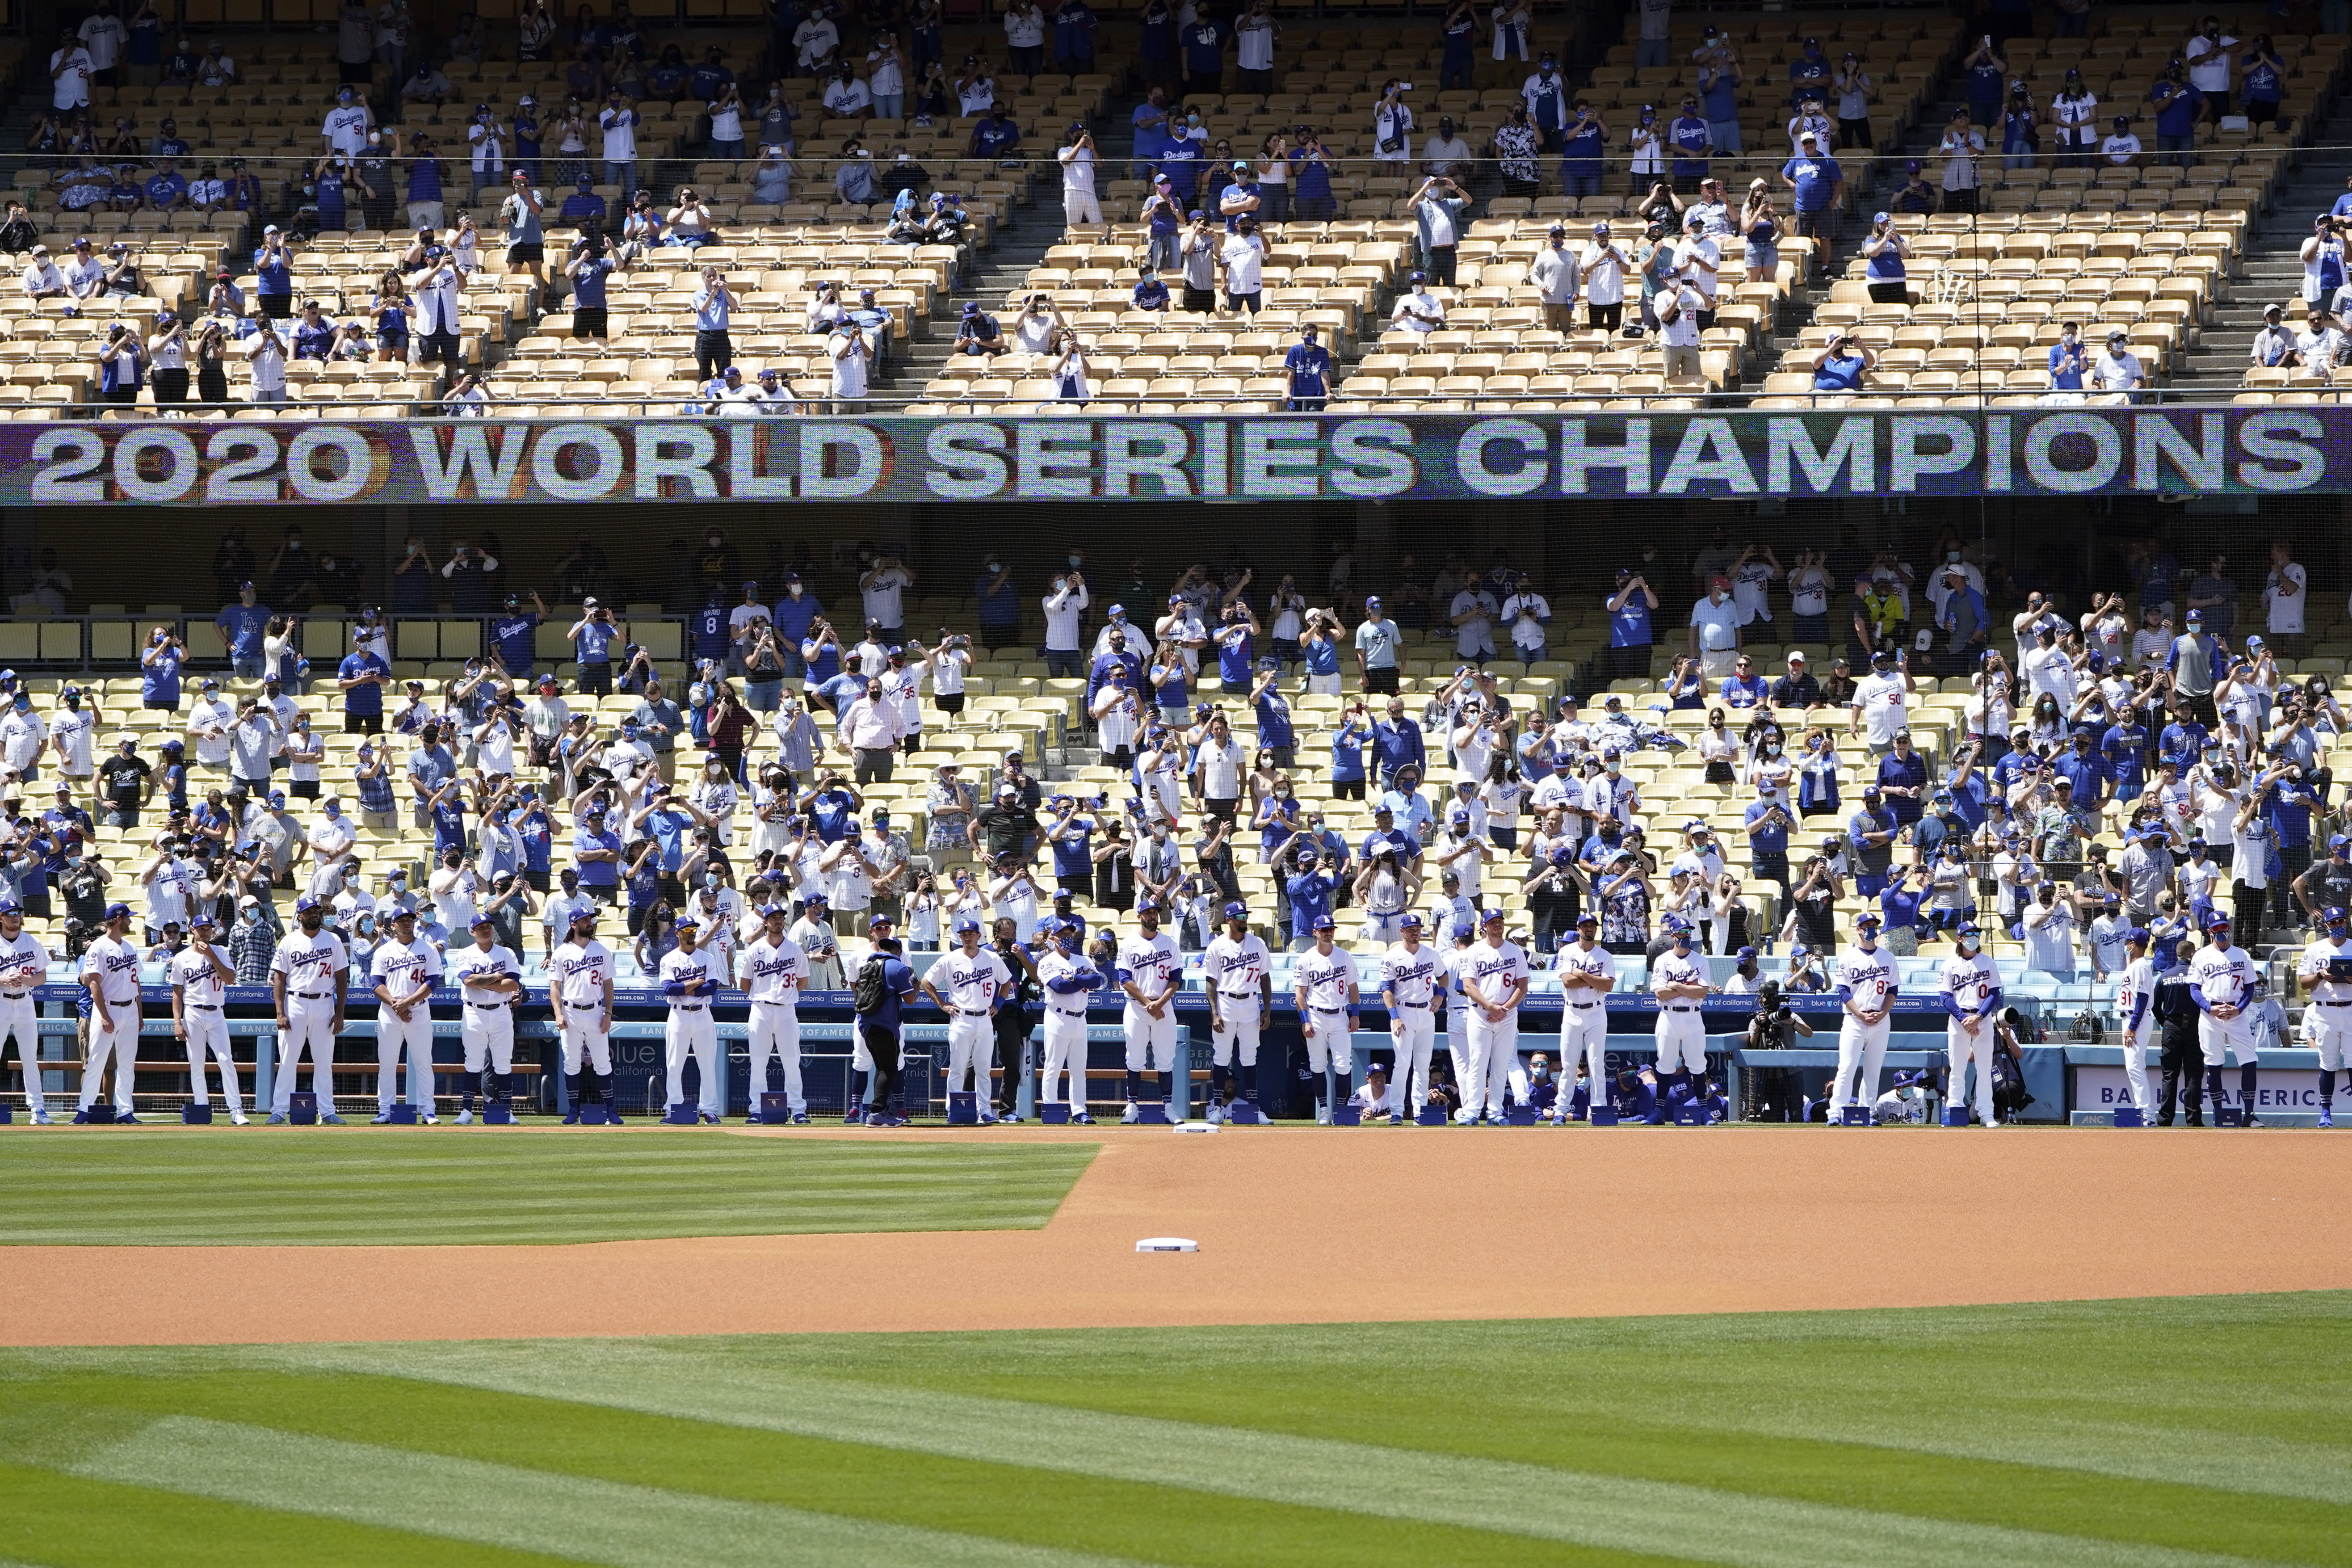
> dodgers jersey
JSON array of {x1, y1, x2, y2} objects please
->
[
  {"x1": 1381, "y1": 944, "x2": 1441, "y2": 1007},
  {"x1": 659, "y1": 946, "x2": 721, "y2": 1003},
  {"x1": 369, "y1": 936, "x2": 443, "y2": 999},
  {"x1": 0, "y1": 930, "x2": 50, "y2": 995},
  {"x1": 1835, "y1": 943, "x2": 1897, "y2": 1009},
  {"x1": 450, "y1": 942, "x2": 521, "y2": 1002},
  {"x1": 167, "y1": 944, "x2": 226, "y2": 1006},
  {"x1": 1462, "y1": 938, "x2": 1530, "y2": 1009},
  {"x1": 1115, "y1": 930, "x2": 1181, "y2": 1000},
  {"x1": 741, "y1": 934, "x2": 808, "y2": 1005},
  {"x1": 2297, "y1": 935, "x2": 2352, "y2": 1004},
  {"x1": 1036, "y1": 949, "x2": 1098, "y2": 1010},
  {"x1": 2117, "y1": 955, "x2": 2156, "y2": 1034},
  {"x1": 81, "y1": 934, "x2": 144, "y2": 1006},
  {"x1": 1649, "y1": 948, "x2": 1709, "y2": 1000},
  {"x1": 1553, "y1": 939, "x2": 1617, "y2": 999},
  {"x1": 1939, "y1": 950, "x2": 2000, "y2": 1017},
  {"x1": 2191, "y1": 943, "x2": 2258, "y2": 1012},
  {"x1": 935, "y1": 947, "x2": 1011, "y2": 1011},
  {"x1": 271, "y1": 929, "x2": 349, "y2": 996},
  {"x1": 1203, "y1": 932, "x2": 1272, "y2": 996},
  {"x1": 1296, "y1": 945, "x2": 1361, "y2": 1010},
  {"x1": 554, "y1": 938, "x2": 615, "y2": 1007}
]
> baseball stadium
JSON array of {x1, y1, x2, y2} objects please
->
[{"x1": 5, "y1": 0, "x2": 2352, "y2": 1560}]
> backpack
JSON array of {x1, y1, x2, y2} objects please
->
[{"x1": 851, "y1": 952, "x2": 890, "y2": 1016}]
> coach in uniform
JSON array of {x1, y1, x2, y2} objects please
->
[
  {"x1": 923, "y1": 915, "x2": 1009, "y2": 1118},
  {"x1": 553, "y1": 906, "x2": 618, "y2": 1122},
  {"x1": 1294, "y1": 910, "x2": 1360, "y2": 1123},
  {"x1": 1826, "y1": 911, "x2": 1895, "y2": 1121},
  {"x1": 1204, "y1": 900, "x2": 1271, "y2": 1120},
  {"x1": 2114, "y1": 927, "x2": 2156, "y2": 1124},
  {"x1": 1939, "y1": 919, "x2": 2003, "y2": 1127},
  {"x1": 168, "y1": 911, "x2": 240, "y2": 1123},
  {"x1": 269, "y1": 893, "x2": 349, "y2": 1124},
  {"x1": 1459, "y1": 906, "x2": 1530, "y2": 1124},
  {"x1": 2192, "y1": 908, "x2": 2263, "y2": 1124},
  {"x1": 1648, "y1": 913, "x2": 1712, "y2": 1116},
  {"x1": 1116, "y1": 897, "x2": 1182, "y2": 1119},
  {"x1": 1035, "y1": 919, "x2": 1099, "y2": 1122},
  {"x1": 0, "y1": 897, "x2": 53, "y2": 1123},
  {"x1": 369, "y1": 905, "x2": 441, "y2": 1123},
  {"x1": 742, "y1": 902, "x2": 809, "y2": 1122},
  {"x1": 1554, "y1": 909, "x2": 1613, "y2": 1120},
  {"x1": 2294, "y1": 904, "x2": 2352, "y2": 1129},
  {"x1": 660, "y1": 913, "x2": 723, "y2": 1122},
  {"x1": 80, "y1": 903, "x2": 145, "y2": 1123},
  {"x1": 1378, "y1": 910, "x2": 1438, "y2": 1123},
  {"x1": 450, "y1": 910, "x2": 521, "y2": 1122}
]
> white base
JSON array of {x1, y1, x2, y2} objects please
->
[{"x1": 1135, "y1": 1236, "x2": 1199, "y2": 1252}]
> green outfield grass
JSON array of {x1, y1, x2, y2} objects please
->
[
  {"x1": 0, "y1": 1133, "x2": 1096, "y2": 1246},
  {"x1": 0, "y1": 1294, "x2": 2347, "y2": 1566}
]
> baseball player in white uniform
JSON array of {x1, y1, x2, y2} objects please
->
[
  {"x1": 2192, "y1": 909, "x2": 2263, "y2": 1124},
  {"x1": 369, "y1": 906, "x2": 443, "y2": 1123},
  {"x1": 1649, "y1": 914, "x2": 1712, "y2": 1108},
  {"x1": 2296, "y1": 904, "x2": 2352, "y2": 1128},
  {"x1": 2114, "y1": 926, "x2": 2157, "y2": 1122},
  {"x1": 1458, "y1": 907, "x2": 1531, "y2": 1124},
  {"x1": 449, "y1": 912, "x2": 521, "y2": 1123},
  {"x1": 741, "y1": 902, "x2": 810, "y2": 1122},
  {"x1": 269, "y1": 895, "x2": 350, "y2": 1123},
  {"x1": 661, "y1": 916, "x2": 725, "y2": 1122},
  {"x1": 1554, "y1": 910, "x2": 1615, "y2": 1119},
  {"x1": 1203, "y1": 900, "x2": 1272, "y2": 1119},
  {"x1": 1035, "y1": 919, "x2": 1100, "y2": 1122},
  {"x1": 0, "y1": 898, "x2": 54, "y2": 1122},
  {"x1": 1116, "y1": 899, "x2": 1182, "y2": 1119},
  {"x1": 1441, "y1": 920, "x2": 1475, "y2": 1107},
  {"x1": 1378, "y1": 911, "x2": 1439, "y2": 1122},
  {"x1": 553, "y1": 907, "x2": 619, "y2": 1122},
  {"x1": 924, "y1": 917, "x2": 1011, "y2": 1116},
  {"x1": 1939, "y1": 919, "x2": 2004, "y2": 1127},
  {"x1": 79, "y1": 903, "x2": 145, "y2": 1122},
  {"x1": 1294, "y1": 911, "x2": 1361, "y2": 1121},
  {"x1": 1827, "y1": 912, "x2": 1897, "y2": 1121},
  {"x1": 168, "y1": 911, "x2": 240, "y2": 1123}
]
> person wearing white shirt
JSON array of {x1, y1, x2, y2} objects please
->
[
  {"x1": 1674, "y1": 213, "x2": 1721, "y2": 315},
  {"x1": 822, "y1": 69, "x2": 872, "y2": 118},
  {"x1": 1041, "y1": 570, "x2": 1090, "y2": 678},
  {"x1": 2091, "y1": 332, "x2": 2144, "y2": 402},
  {"x1": 1292, "y1": 912, "x2": 1361, "y2": 1120},
  {"x1": 659, "y1": 916, "x2": 724, "y2": 1122},
  {"x1": 78, "y1": 905, "x2": 144, "y2": 1122},
  {"x1": 2192, "y1": 912, "x2": 2262, "y2": 1122},
  {"x1": 1390, "y1": 275, "x2": 1446, "y2": 333},
  {"x1": 1449, "y1": 581, "x2": 1497, "y2": 661},
  {"x1": 793, "y1": 11, "x2": 839, "y2": 71},
  {"x1": 0, "y1": 698, "x2": 46, "y2": 781},
  {"x1": 369, "y1": 906, "x2": 442, "y2": 1122},
  {"x1": 447, "y1": 912, "x2": 521, "y2": 1122},
  {"x1": 2183, "y1": 22, "x2": 2238, "y2": 102},
  {"x1": 1499, "y1": 583, "x2": 1550, "y2": 664},
  {"x1": 0, "y1": 901, "x2": 52, "y2": 1123},
  {"x1": 1656, "y1": 276, "x2": 1703, "y2": 380},
  {"x1": 1057, "y1": 126, "x2": 1100, "y2": 226},
  {"x1": 2294, "y1": 309, "x2": 2344, "y2": 373},
  {"x1": 165, "y1": 912, "x2": 240, "y2": 1123},
  {"x1": 859, "y1": 557, "x2": 911, "y2": 632},
  {"x1": 1824, "y1": 914, "x2": 1898, "y2": 1120},
  {"x1": 2099, "y1": 122, "x2": 2141, "y2": 165},
  {"x1": 50, "y1": 40, "x2": 95, "y2": 112},
  {"x1": 1648, "y1": 916, "x2": 1713, "y2": 1110},
  {"x1": 1686, "y1": 577, "x2": 1741, "y2": 678},
  {"x1": 323, "y1": 97, "x2": 374, "y2": 160},
  {"x1": 1547, "y1": 910, "x2": 1614, "y2": 1118},
  {"x1": 1940, "y1": 920, "x2": 2004, "y2": 1127},
  {"x1": 1579, "y1": 223, "x2": 1630, "y2": 330},
  {"x1": 268, "y1": 896, "x2": 351, "y2": 1122},
  {"x1": 1218, "y1": 220, "x2": 1267, "y2": 312},
  {"x1": 923, "y1": 916, "x2": 1012, "y2": 1117},
  {"x1": 2264, "y1": 539, "x2": 2309, "y2": 644},
  {"x1": 739, "y1": 903, "x2": 809, "y2": 1120},
  {"x1": 1202, "y1": 902, "x2": 1272, "y2": 1118},
  {"x1": 1114, "y1": 901, "x2": 1183, "y2": 1118},
  {"x1": 838, "y1": 677, "x2": 908, "y2": 784},
  {"x1": 552, "y1": 908, "x2": 619, "y2": 1120},
  {"x1": 2296, "y1": 908, "x2": 2352, "y2": 1128},
  {"x1": 1455, "y1": 907, "x2": 1529, "y2": 1124},
  {"x1": 1193, "y1": 715, "x2": 1245, "y2": 815}
]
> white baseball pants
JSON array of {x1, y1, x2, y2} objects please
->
[
  {"x1": 81, "y1": 1011, "x2": 139, "y2": 1116},
  {"x1": 2120, "y1": 1019, "x2": 2155, "y2": 1114},
  {"x1": 1302, "y1": 1007, "x2": 1347, "y2": 1074},
  {"x1": 1828, "y1": 1014, "x2": 1890, "y2": 1114},
  {"x1": 1041, "y1": 1008, "x2": 1089, "y2": 1108},
  {"x1": 182, "y1": 1009, "x2": 240, "y2": 1114},
  {"x1": 1445, "y1": 1007, "x2": 1470, "y2": 1106},
  {"x1": 1465, "y1": 1011, "x2": 1517, "y2": 1118},
  {"x1": 462, "y1": 1003, "x2": 516, "y2": 1073},
  {"x1": 273, "y1": 999, "x2": 338, "y2": 1115},
  {"x1": 1654, "y1": 1007, "x2": 1707, "y2": 1074},
  {"x1": 1389, "y1": 1005, "x2": 1435, "y2": 1113},
  {"x1": 0, "y1": 994, "x2": 44, "y2": 1117},
  {"x1": 945, "y1": 1013, "x2": 993, "y2": 1099},
  {"x1": 1124, "y1": 1001, "x2": 1178, "y2": 1072},
  {"x1": 1064, "y1": 190, "x2": 1102, "y2": 226},
  {"x1": 376, "y1": 1006, "x2": 434, "y2": 1115},
  {"x1": 558, "y1": 1013, "x2": 613, "y2": 1075},
  {"x1": 746, "y1": 1000, "x2": 803, "y2": 1110},
  {"x1": 1561, "y1": 1002, "x2": 1607, "y2": 1113},
  {"x1": 2197, "y1": 1013, "x2": 2256, "y2": 1069},
  {"x1": 664, "y1": 1006, "x2": 721, "y2": 1115},
  {"x1": 1210, "y1": 993, "x2": 1261, "y2": 1066},
  {"x1": 1947, "y1": 1016, "x2": 1998, "y2": 1123},
  {"x1": 2310, "y1": 1005, "x2": 2352, "y2": 1072}
]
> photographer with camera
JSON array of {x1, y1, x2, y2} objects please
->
[{"x1": 567, "y1": 597, "x2": 622, "y2": 697}]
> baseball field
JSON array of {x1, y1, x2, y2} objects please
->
[{"x1": 4, "y1": 1122, "x2": 2349, "y2": 1568}]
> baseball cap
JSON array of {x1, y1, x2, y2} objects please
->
[
  {"x1": 867, "y1": 912, "x2": 892, "y2": 929},
  {"x1": 1855, "y1": 912, "x2": 1882, "y2": 929},
  {"x1": 1479, "y1": 906, "x2": 1506, "y2": 924},
  {"x1": 1311, "y1": 912, "x2": 1336, "y2": 930},
  {"x1": 1398, "y1": 911, "x2": 1423, "y2": 929}
]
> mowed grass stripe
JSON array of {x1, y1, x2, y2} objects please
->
[
  {"x1": 0, "y1": 1462, "x2": 581, "y2": 1568},
  {"x1": 73, "y1": 1416, "x2": 1161, "y2": 1568},
  {"x1": 0, "y1": 1136, "x2": 1093, "y2": 1245},
  {"x1": 286, "y1": 1344, "x2": 2278, "y2": 1568}
]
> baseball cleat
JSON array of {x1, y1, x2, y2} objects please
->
[
  {"x1": 791, "y1": 1110, "x2": 810, "y2": 1124},
  {"x1": 2320, "y1": 1107, "x2": 2335, "y2": 1127},
  {"x1": 371, "y1": 1113, "x2": 395, "y2": 1124},
  {"x1": 30, "y1": 1112, "x2": 52, "y2": 1125},
  {"x1": 844, "y1": 1107, "x2": 863, "y2": 1125},
  {"x1": 422, "y1": 1115, "x2": 439, "y2": 1125},
  {"x1": 320, "y1": 1114, "x2": 346, "y2": 1125},
  {"x1": 455, "y1": 1109, "x2": 475, "y2": 1125},
  {"x1": 266, "y1": 1112, "x2": 288, "y2": 1125},
  {"x1": 1071, "y1": 1112, "x2": 1096, "y2": 1125},
  {"x1": 1120, "y1": 1104, "x2": 1141, "y2": 1124},
  {"x1": 71, "y1": 1110, "x2": 92, "y2": 1123},
  {"x1": 117, "y1": 1114, "x2": 141, "y2": 1125},
  {"x1": 562, "y1": 1109, "x2": 581, "y2": 1125},
  {"x1": 699, "y1": 1111, "x2": 719, "y2": 1125},
  {"x1": 230, "y1": 1113, "x2": 248, "y2": 1126}
]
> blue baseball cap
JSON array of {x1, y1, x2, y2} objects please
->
[
  {"x1": 1855, "y1": 912, "x2": 1882, "y2": 929},
  {"x1": 294, "y1": 895, "x2": 320, "y2": 913},
  {"x1": 1399, "y1": 911, "x2": 1423, "y2": 929},
  {"x1": 953, "y1": 915, "x2": 982, "y2": 934},
  {"x1": 2126, "y1": 926, "x2": 2151, "y2": 944},
  {"x1": 1135, "y1": 897, "x2": 1159, "y2": 914},
  {"x1": 2207, "y1": 910, "x2": 2233, "y2": 929},
  {"x1": 1478, "y1": 906, "x2": 1506, "y2": 924},
  {"x1": 1311, "y1": 912, "x2": 1336, "y2": 929},
  {"x1": 2328, "y1": 906, "x2": 2349, "y2": 925},
  {"x1": 1222, "y1": 900, "x2": 1249, "y2": 922},
  {"x1": 104, "y1": 901, "x2": 131, "y2": 921},
  {"x1": 1956, "y1": 921, "x2": 1981, "y2": 937}
]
